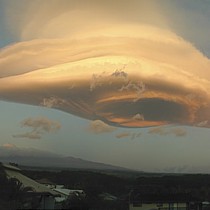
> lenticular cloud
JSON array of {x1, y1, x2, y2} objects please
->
[{"x1": 1, "y1": 0, "x2": 210, "y2": 128}]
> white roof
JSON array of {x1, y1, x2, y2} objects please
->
[
  {"x1": 53, "y1": 188, "x2": 85, "y2": 196},
  {"x1": 2, "y1": 163, "x2": 59, "y2": 196},
  {"x1": 2, "y1": 163, "x2": 21, "y2": 171}
]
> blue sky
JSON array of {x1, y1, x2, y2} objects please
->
[{"x1": 1, "y1": 0, "x2": 210, "y2": 173}]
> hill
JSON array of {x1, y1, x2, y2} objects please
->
[{"x1": 0, "y1": 145, "x2": 129, "y2": 171}]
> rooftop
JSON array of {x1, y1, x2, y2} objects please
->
[{"x1": 0, "y1": 162, "x2": 60, "y2": 197}]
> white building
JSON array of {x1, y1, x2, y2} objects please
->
[{"x1": 1, "y1": 163, "x2": 61, "y2": 210}]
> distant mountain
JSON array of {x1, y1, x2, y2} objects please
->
[
  {"x1": 0, "y1": 145, "x2": 128, "y2": 171},
  {"x1": 0, "y1": 155, "x2": 128, "y2": 171}
]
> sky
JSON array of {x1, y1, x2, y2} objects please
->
[{"x1": 1, "y1": 0, "x2": 210, "y2": 173}]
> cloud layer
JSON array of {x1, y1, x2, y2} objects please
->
[{"x1": 1, "y1": 0, "x2": 210, "y2": 128}]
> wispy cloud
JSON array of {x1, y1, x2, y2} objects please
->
[
  {"x1": 13, "y1": 117, "x2": 61, "y2": 140},
  {"x1": 2, "y1": 143, "x2": 16, "y2": 149},
  {"x1": 13, "y1": 132, "x2": 42, "y2": 140},
  {"x1": 90, "y1": 67, "x2": 128, "y2": 91},
  {"x1": 119, "y1": 80, "x2": 146, "y2": 102},
  {"x1": 111, "y1": 65, "x2": 128, "y2": 79},
  {"x1": 132, "y1": 113, "x2": 144, "y2": 121},
  {"x1": 40, "y1": 97, "x2": 68, "y2": 108},
  {"x1": 115, "y1": 131, "x2": 141, "y2": 140},
  {"x1": 148, "y1": 126, "x2": 187, "y2": 137},
  {"x1": 172, "y1": 128, "x2": 187, "y2": 137},
  {"x1": 90, "y1": 72, "x2": 106, "y2": 91},
  {"x1": 88, "y1": 120, "x2": 116, "y2": 134},
  {"x1": 131, "y1": 132, "x2": 142, "y2": 140},
  {"x1": 196, "y1": 120, "x2": 208, "y2": 127},
  {"x1": 115, "y1": 132, "x2": 131, "y2": 139}
]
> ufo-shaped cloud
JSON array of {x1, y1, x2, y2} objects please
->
[{"x1": 1, "y1": 1, "x2": 210, "y2": 128}]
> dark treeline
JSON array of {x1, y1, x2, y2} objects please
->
[
  {"x1": 2, "y1": 168, "x2": 210, "y2": 209},
  {"x1": 22, "y1": 170, "x2": 210, "y2": 200},
  {"x1": 135, "y1": 174, "x2": 210, "y2": 188},
  {"x1": 23, "y1": 169, "x2": 132, "y2": 196}
]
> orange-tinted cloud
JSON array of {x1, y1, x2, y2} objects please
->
[
  {"x1": 148, "y1": 126, "x2": 187, "y2": 137},
  {"x1": 88, "y1": 120, "x2": 116, "y2": 134},
  {"x1": 2, "y1": 143, "x2": 16, "y2": 149},
  {"x1": 13, "y1": 117, "x2": 61, "y2": 140},
  {"x1": 1, "y1": 0, "x2": 210, "y2": 129}
]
